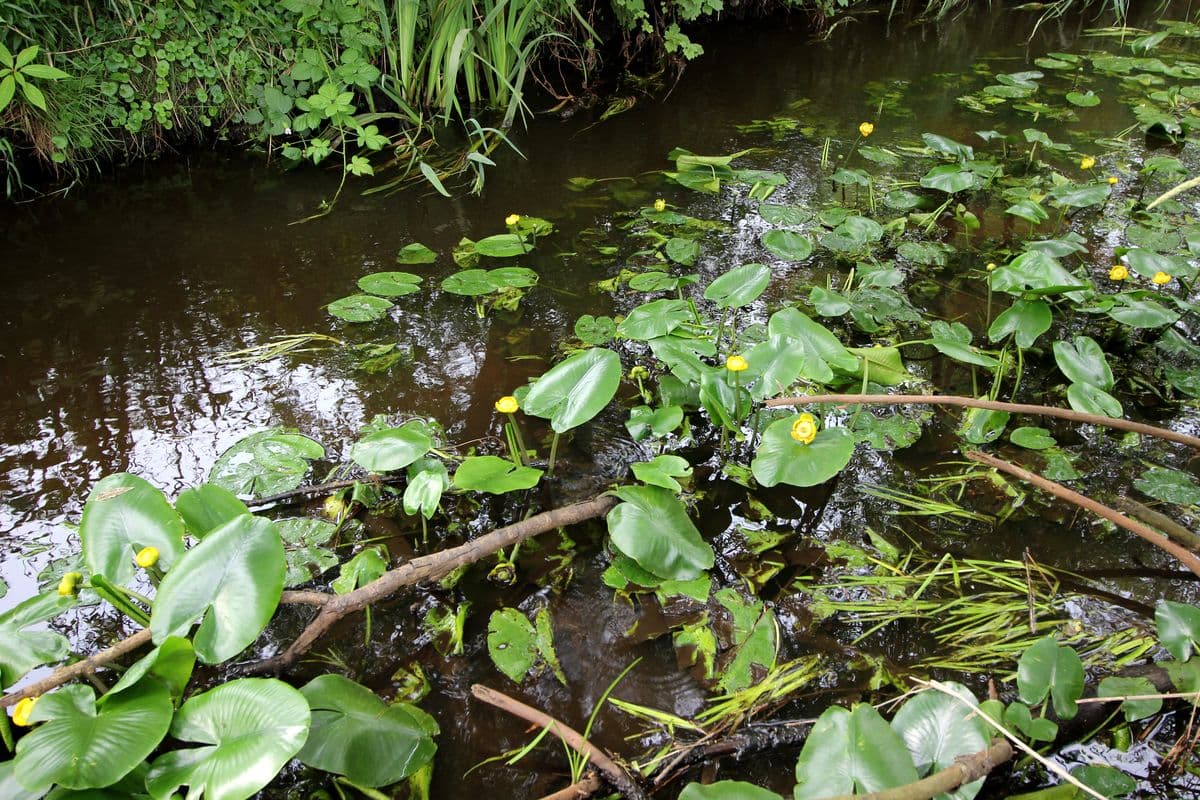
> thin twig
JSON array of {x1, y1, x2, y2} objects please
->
[
  {"x1": 766, "y1": 394, "x2": 1200, "y2": 450},
  {"x1": 818, "y1": 739, "x2": 1013, "y2": 800},
  {"x1": 246, "y1": 476, "x2": 405, "y2": 508},
  {"x1": 537, "y1": 772, "x2": 602, "y2": 800},
  {"x1": 966, "y1": 451, "x2": 1200, "y2": 579},
  {"x1": 472, "y1": 684, "x2": 646, "y2": 800}
]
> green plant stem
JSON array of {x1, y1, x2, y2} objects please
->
[{"x1": 547, "y1": 431, "x2": 560, "y2": 477}]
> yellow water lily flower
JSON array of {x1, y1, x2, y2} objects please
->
[
  {"x1": 1108, "y1": 265, "x2": 1129, "y2": 281},
  {"x1": 725, "y1": 355, "x2": 748, "y2": 372},
  {"x1": 1107, "y1": 175, "x2": 1119, "y2": 185},
  {"x1": 505, "y1": 213, "x2": 521, "y2": 226},
  {"x1": 135, "y1": 546, "x2": 159, "y2": 568},
  {"x1": 1080, "y1": 156, "x2": 1096, "y2": 170},
  {"x1": 858, "y1": 121, "x2": 874, "y2": 137},
  {"x1": 790, "y1": 413, "x2": 818, "y2": 445},
  {"x1": 13, "y1": 697, "x2": 37, "y2": 727},
  {"x1": 653, "y1": 198, "x2": 666, "y2": 212},
  {"x1": 56, "y1": 571, "x2": 82, "y2": 597},
  {"x1": 1153, "y1": 271, "x2": 1172, "y2": 285},
  {"x1": 495, "y1": 395, "x2": 519, "y2": 414}
]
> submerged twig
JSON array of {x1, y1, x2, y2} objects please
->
[
  {"x1": 246, "y1": 475, "x2": 405, "y2": 508},
  {"x1": 766, "y1": 394, "x2": 1200, "y2": 450},
  {"x1": 966, "y1": 451, "x2": 1200, "y2": 579},
  {"x1": 471, "y1": 684, "x2": 646, "y2": 800},
  {"x1": 1110, "y1": 496, "x2": 1200, "y2": 553}
]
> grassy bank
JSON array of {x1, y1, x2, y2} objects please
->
[{"x1": 0, "y1": 0, "x2": 1137, "y2": 199}]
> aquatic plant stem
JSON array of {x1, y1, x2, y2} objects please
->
[
  {"x1": 765, "y1": 393, "x2": 1200, "y2": 450},
  {"x1": 548, "y1": 432, "x2": 560, "y2": 476},
  {"x1": 471, "y1": 684, "x2": 646, "y2": 800},
  {"x1": 506, "y1": 412, "x2": 529, "y2": 464},
  {"x1": 966, "y1": 451, "x2": 1200, "y2": 579}
]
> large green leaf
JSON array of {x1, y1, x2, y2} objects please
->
[
  {"x1": 80, "y1": 473, "x2": 185, "y2": 585},
  {"x1": 327, "y1": 294, "x2": 392, "y2": 322},
  {"x1": 988, "y1": 299, "x2": 1051, "y2": 349},
  {"x1": 928, "y1": 321, "x2": 999, "y2": 368},
  {"x1": 989, "y1": 251, "x2": 1088, "y2": 298},
  {"x1": 1065, "y1": 381, "x2": 1122, "y2": 418},
  {"x1": 0, "y1": 592, "x2": 75, "y2": 689},
  {"x1": 472, "y1": 233, "x2": 532, "y2": 258},
  {"x1": 146, "y1": 679, "x2": 311, "y2": 800},
  {"x1": 350, "y1": 421, "x2": 432, "y2": 472},
  {"x1": 486, "y1": 608, "x2": 539, "y2": 683},
  {"x1": 452, "y1": 456, "x2": 542, "y2": 494},
  {"x1": 209, "y1": 429, "x2": 325, "y2": 498},
  {"x1": 794, "y1": 704, "x2": 919, "y2": 799},
  {"x1": 761, "y1": 230, "x2": 814, "y2": 261},
  {"x1": 681, "y1": 781, "x2": 782, "y2": 800},
  {"x1": 1135, "y1": 468, "x2": 1200, "y2": 506},
  {"x1": 150, "y1": 515, "x2": 285, "y2": 664},
  {"x1": 1098, "y1": 676, "x2": 1162, "y2": 722},
  {"x1": 175, "y1": 484, "x2": 249, "y2": 539},
  {"x1": 606, "y1": 485, "x2": 714, "y2": 581},
  {"x1": 404, "y1": 458, "x2": 449, "y2": 519},
  {"x1": 891, "y1": 683, "x2": 989, "y2": 800},
  {"x1": 331, "y1": 546, "x2": 388, "y2": 595},
  {"x1": 919, "y1": 164, "x2": 979, "y2": 193},
  {"x1": 844, "y1": 346, "x2": 912, "y2": 386},
  {"x1": 768, "y1": 308, "x2": 858, "y2": 373},
  {"x1": 522, "y1": 347, "x2": 622, "y2": 433},
  {"x1": 357, "y1": 271, "x2": 422, "y2": 297},
  {"x1": 1156, "y1": 600, "x2": 1200, "y2": 661},
  {"x1": 617, "y1": 299, "x2": 693, "y2": 341},
  {"x1": 752, "y1": 419, "x2": 855, "y2": 488},
  {"x1": 298, "y1": 675, "x2": 437, "y2": 787},
  {"x1": 1053, "y1": 336, "x2": 1113, "y2": 390},
  {"x1": 704, "y1": 263, "x2": 771, "y2": 308},
  {"x1": 1104, "y1": 294, "x2": 1179, "y2": 328},
  {"x1": 106, "y1": 636, "x2": 195, "y2": 702},
  {"x1": 1017, "y1": 636, "x2": 1084, "y2": 719},
  {"x1": 14, "y1": 682, "x2": 172, "y2": 791},
  {"x1": 714, "y1": 588, "x2": 777, "y2": 693}
]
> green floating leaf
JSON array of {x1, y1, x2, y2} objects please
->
[
  {"x1": 1065, "y1": 381, "x2": 1122, "y2": 418},
  {"x1": 680, "y1": 781, "x2": 782, "y2": 800},
  {"x1": 928, "y1": 321, "x2": 999, "y2": 368},
  {"x1": 209, "y1": 429, "x2": 325, "y2": 498},
  {"x1": 714, "y1": 588, "x2": 777, "y2": 693},
  {"x1": 1157, "y1": 600, "x2": 1200, "y2": 661},
  {"x1": 357, "y1": 271, "x2": 422, "y2": 297},
  {"x1": 1004, "y1": 701, "x2": 1058, "y2": 743},
  {"x1": 1071, "y1": 765, "x2": 1136, "y2": 799},
  {"x1": 81, "y1": 473, "x2": 185, "y2": 586},
  {"x1": 106, "y1": 636, "x2": 196, "y2": 703},
  {"x1": 473, "y1": 233, "x2": 532, "y2": 258},
  {"x1": 794, "y1": 704, "x2": 918, "y2": 799},
  {"x1": 350, "y1": 420, "x2": 432, "y2": 472},
  {"x1": 1135, "y1": 467, "x2": 1200, "y2": 506},
  {"x1": 147, "y1": 678, "x2": 311, "y2": 800},
  {"x1": 523, "y1": 347, "x2": 623, "y2": 433},
  {"x1": 920, "y1": 164, "x2": 979, "y2": 194},
  {"x1": 332, "y1": 546, "x2": 388, "y2": 594},
  {"x1": 1104, "y1": 294, "x2": 1179, "y2": 329},
  {"x1": 626, "y1": 405, "x2": 683, "y2": 441},
  {"x1": 891, "y1": 683, "x2": 989, "y2": 800},
  {"x1": 396, "y1": 242, "x2": 438, "y2": 264},
  {"x1": 299, "y1": 674, "x2": 437, "y2": 787},
  {"x1": 453, "y1": 456, "x2": 542, "y2": 494},
  {"x1": 618, "y1": 299, "x2": 693, "y2": 340},
  {"x1": 575, "y1": 314, "x2": 616, "y2": 344},
  {"x1": 631, "y1": 454, "x2": 693, "y2": 492},
  {"x1": 150, "y1": 515, "x2": 285, "y2": 664},
  {"x1": 1065, "y1": 90, "x2": 1101, "y2": 107},
  {"x1": 1010, "y1": 427, "x2": 1056, "y2": 450},
  {"x1": 486, "y1": 608, "x2": 560, "y2": 684},
  {"x1": 15, "y1": 682, "x2": 172, "y2": 792},
  {"x1": 327, "y1": 293, "x2": 393, "y2": 322},
  {"x1": 751, "y1": 419, "x2": 855, "y2": 488},
  {"x1": 988, "y1": 299, "x2": 1052, "y2": 349},
  {"x1": 606, "y1": 485, "x2": 714, "y2": 581},
  {"x1": 1097, "y1": 676, "x2": 1161, "y2": 722},
  {"x1": 1017, "y1": 636, "x2": 1084, "y2": 720},
  {"x1": 761, "y1": 230, "x2": 814, "y2": 261},
  {"x1": 665, "y1": 237, "x2": 700, "y2": 265},
  {"x1": 175, "y1": 484, "x2": 249, "y2": 539},
  {"x1": 704, "y1": 263, "x2": 771, "y2": 309},
  {"x1": 0, "y1": 591, "x2": 75, "y2": 688}
]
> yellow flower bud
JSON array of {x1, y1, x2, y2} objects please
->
[
  {"x1": 790, "y1": 413, "x2": 819, "y2": 445},
  {"x1": 505, "y1": 213, "x2": 521, "y2": 226},
  {"x1": 1153, "y1": 271, "x2": 1172, "y2": 285},
  {"x1": 985, "y1": 262, "x2": 996, "y2": 272},
  {"x1": 1108, "y1": 264, "x2": 1129, "y2": 281},
  {"x1": 13, "y1": 696, "x2": 37, "y2": 727},
  {"x1": 725, "y1": 354, "x2": 748, "y2": 372},
  {"x1": 653, "y1": 198, "x2": 666, "y2": 212},
  {"x1": 495, "y1": 395, "x2": 519, "y2": 414},
  {"x1": 134, "y1": 546, "x2": 159, "y2": 568},
  {"x1": 1107, "y1": 175, "x2": 1118, "y2": 185},
  {"x1": 1080, "y1": 156, "x2": 1096, "y2": 170},
  {"x1": 859, "y1": 121, "x2": 874, "y2": 137},
  {"x1": 56, "y1": 571, "x2": 82, "y2": 597}
]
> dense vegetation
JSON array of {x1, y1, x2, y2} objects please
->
[{"x1": 0, "y1": 0, "x2": 1140, "y2": 199}]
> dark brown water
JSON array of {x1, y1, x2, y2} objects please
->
[{"x1": 2, "y1": 4, "x2": 1198, "y2": 797}]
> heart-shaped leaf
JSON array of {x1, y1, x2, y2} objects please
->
[
  {"x1": 0, "y1": 592, "x2": 75, "y2": 688},
  {"x1": 453, "y1": 456, "x2": 542, "y2": 494},
  {"x1": 350, "y1": 421, "x2": 432, "y2": 472},
  {"x1": 752, "y1": 419, "x2": 855, "y2": 488},
  {"x1": 327, "y1": 294, "x2": 392, "y2": 322},
  {"x1": 522, "y1": 347, "x2": 622, "y2": 433},
  {"x1": 794, "y1": 704, "x2": 918, "y2": 799},
  {"x1": 606, "y1": 485, "x2": 714, "y2": 581},
  {"x1": 704, "y1": 263, "x2": 771, "y2": 308},
  {"x1": 761, "y1": 230, "x2": 814, "y2": 261},
  {"x1": 81, "y1": 473, "x2": 185, "y2": 585},
  {"x1": 1017, "y1": 636, "x2": 1084, "y2": 719},
  {"x1": 891, "y1": 683, "x2": 989, "y2": 800},
  {"x1": 357, "y1": 271, "x2": 422, "y2": 297}
]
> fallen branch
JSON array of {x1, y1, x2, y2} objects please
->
[
  {"x1": 766, "y1": 394, "x2": 1200, "y2": 450},
  {"x1": 819, "y1": 739, "x2": 1013, "y2": 800},
  {"x1": 472, "y1": 684, "x2": 646, "y2": 800},
  {"x1": 1110, "y1": 496, "x2": 1200, "y2": 553},
  {"x1": 537, "y1": 773, "x2": 602, "y2": 800},
  {"x1": 966, "y1": 451, "x2": 1200, "y2": 579},
  {"x1": 245, "y1": 495, "x2": 618, "y2": 673}
]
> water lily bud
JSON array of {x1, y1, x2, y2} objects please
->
[
  {"x1": 1107, "y1": 175, "x2": 1118, "y2": 185},
  {"x1": 859, "y1": 121, "x2": 874, "y2": 137},
  {"x1": 1109, "y1": 264, "x2": 1129, "y2": 281},
  {"x1": 1153, "y1": 271, "x2": 1172, "y2": 285},
  {"x1": 985, "y1": 262, "x2": 996, "y2": 272},
  {"x1": 487, "y1": 561, "x2": 517, "y2": 586},
  {"x1": 135, "y1": 546, "x2": 159, "y2": 569},
  {"x1": 495, "y1": 395, "x2": 519, "y2": 414},
  {"x1": 653, "y1": 198, "x2": 666, "y2": 212},
  {"x1": 629, "y1": 366, "x2": 649, "y2": 381},
  {"x1": 57, "y1": 571, "x2": 82, "y2": 597},
  {"x1": 790, "y1": 413, "x2": 819, "y2": 445},
  {"x1": 323, "y1": 494, "x2": 348, "y2": 522},
  {"x1": 1080, "y1": 156, "x2": 1096, "y2": 170},
  {"x1": 13, "y1": 696, "x2": 37, "y2": 727},
  {"x1": 725, "y1": 354, "x2": 748, "y2": 372},
  {"x1": 505, "y1": 213, "x2": 521, "y2": 226}
]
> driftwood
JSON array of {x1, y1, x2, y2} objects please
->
[
  {"x1": 766, "y1": 393, "x2": 1200, "y2": 450},
  {"x1": 472, "y1": 684, "x2": 646, "y2": 800},
  {"x1": 537, "y1": 773, "x2": 603, "y2": 800},
  {"x1": 967, "y1": 451, "x2": 1200, "y2": 579},
  {"x1": 244, "y1": 495, "x2": 618, "y2": 673},
  {"x1": 1111, "y1": 496, "x2": 1200, "y2": 553}
]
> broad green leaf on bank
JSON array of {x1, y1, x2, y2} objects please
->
[
  {"x1": 175, "y1": 484, "x2": 249, "y2": 538},
  {"x1": 1017, "y1": 636, "x2": 1084, "y2": 719},
  {"x1": 794, "y1": 704, "x2": 918, "y2": 799},
  {"x1": 15, "y1": 682, "x2": 173, "y2": 792},
  {"x1": 146, "y1": 678, "x2": 311, "y2": 800},
  {"x1": 350, "y1": 420, "x2": 432, "y2": 472},
  {"x1": 209, "y1": 429, "x2": 325, "y2": 498},
  {"x1": 705, "y1": 263, "x2": 771, "y2": 308},
  {"x1": 681, "y1": 781, "x2": 782, "y2": 799},
  {"x1": 327, "y1": 294, "x2": 392, "y2": 322},
  {"x1": 453, "y1": 455, "x2": 542, "y2": 494},
  {"x1": 606, "y1": 485, "x2": 714, "y2": 581},
  {"x1": 891, "y1": 683, "x2": 989, "y2": 800},
  {"x1": 299, "y1": 674, "x2": 437, "y2": 787},
  {"x1": 150, "y1": 514, "x2": 285, "y2": 664},
  {"x1": 522, "y1": 347, "x2": 622, "y2": 432},
  {"x1": 752, "y1": 419, "x2": 855, "y2": 488},
  {"x1": 80, "y1": 473, "x2": 185, "y2": 585},
  {"x1": 0, "y1": 592, "x2": 75, "y2": 688}
]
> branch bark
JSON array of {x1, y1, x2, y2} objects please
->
[
  {"x1": 818, "y1": 739, "x2": 1013, "y2": 800},
  {"x1": 538, "y1": 773, "x2": 602, "y2": 800},
  {"x1": 765, "y1": 394, "x2": 1200, "y2": 450},
  {"x1": 472, "y1": 683, "x2": 646, "y2": 800},
  {"x1": 966, "y1": 451, "x2": 1200, "y2": 579},
  {"x1": 1110, "y1": 496, "x2": 1200, "y2": 552},
  {"x1": 245, "y1": 495, "x2": 617, "y2": 673}
]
